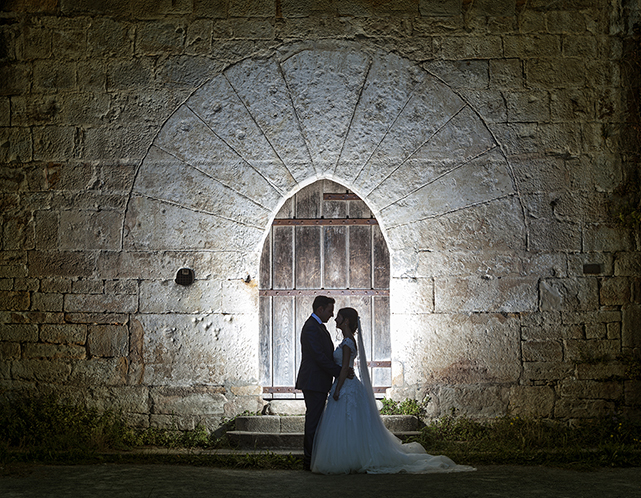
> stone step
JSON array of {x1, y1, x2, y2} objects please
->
[
  {"x1": 228, "y1": 415, "x2": 424, "y2": 450},
  {"x1": 234, "y1": 415, "x2": 422, "y2": 434},
  {"x1": 227, "y1": 430, "x2": 423, "y2": 450}
]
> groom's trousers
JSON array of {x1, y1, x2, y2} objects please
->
[{"x1": 302, "y1": 389, "x2": 328, "y2": 468}]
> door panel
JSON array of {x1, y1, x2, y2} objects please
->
[{"x1": 260, "y1": 180, "x2": 391, "y2": 398}]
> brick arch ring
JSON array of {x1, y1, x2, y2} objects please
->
[{"x1": 123, "y1": 43, "x2": 526, "y2": 259}]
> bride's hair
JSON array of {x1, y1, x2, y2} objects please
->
[{"x1": 337, "y1": 307, "x2": 359, "y2": 333}]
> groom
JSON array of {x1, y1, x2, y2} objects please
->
[{"x1": 295, "y1": 295, "x2": 344, "y2": 471}]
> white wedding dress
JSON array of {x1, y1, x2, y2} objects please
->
[{"x1": 311, "y1": 336, "x2": 475, "y2": 474}]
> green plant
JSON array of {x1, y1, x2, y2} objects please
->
[{"x1": 379, "y1": 397, "x2": 430, "y2": 416}]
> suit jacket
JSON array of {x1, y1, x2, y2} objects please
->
[{"x1": 295, "y1": 315, "x2": 342, "y2": 393}]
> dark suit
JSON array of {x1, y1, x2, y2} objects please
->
[{"x1": 295, "y1": 315, "x2": 342, "y2": 468}]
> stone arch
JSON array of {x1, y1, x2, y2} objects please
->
[
  {"x1": 124, "y1": 42, "x2": 522, "y2": 257},
  {"x1": 123, "y1": 42, "x2": 525, "y2": 391}
]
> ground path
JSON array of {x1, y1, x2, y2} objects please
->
[{"x1": 1, "y1": 464, "x2": 640, "y2": 497}]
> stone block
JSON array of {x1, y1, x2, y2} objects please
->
[
  {"x1": 576, "y1": 362, "x2": 626, "y2": 380},
  {"x1": 522, "y1": 340, "x2": 563, "y2": 362},
  {"x1": 85, "y1": 386, "x2": 150, "y2": 414},
  {"x1": 87, "y1": 17, "x2": 133, "y2": 57},
  {"x1": 529, "y1": 219, "x2": 582, "y2": 252},
  {"x1": 72, "y1": 279, "x2": 104, "y2": 295},
  {"x1": 99, "y1": 163, "x2": 137, "y2": 192},
  {"x1": 64, "y1": 293, "x2": 137, "y2": 313},
  {"x1": 584, "y1": 224, "x2": 634, "y2": 252},
  {"x1": 622, "y1": 304, "x2": 641, "y2": 350},
  {"x1": 551, "y1": 89, "x2": 594, "y2": 122},
  {"x1": 28, "y1": 251, "x2": 94, "y2": 278},
  {"x1": 32, "y1": 61, "x2": 77, "y2": 94},
  {"x1": 489, "y1": 59, "x2": 524, "y2": 89},
  {"x1": 59, "y1": 210, "x2": 123, "y2": 251},
  {"x1": 40, "y1": 324, "x2": 87, "y2": 344},
  {"x1": 151, "y1": 386, "x2": 226, "y2": 415},
  {"x1": 508, "y1": 386, "x2": 554, "y2": 417},
  {"x1": 64, "y1": 313, "x2": 128, "y2": 325},
  {"x1": 614, "y1": 253, "x2": 641, "y2": 277},
  {"x1": 418, "y1": 0, "x2": 461, "y2": 16},
  {"x1": 438, "y1": 385, "x2": 509, "y2": 419},
  {"x1": 213, "y1": 18, "x2": 275, "y2": 39},
  {"x1": 435, "y1": 276, "x2": 537, "y2": 313},
  {"x1": 186, "y1": 20, "x2": 213, "y2": 55},
  {"x1": 1, "y1": 311, "x2": 64, "y2": 325},
  {"x1": 506, "y1": 91, "x2": 550, "y2": 122},
  {"x1": 135, "y1": 21, "x2": 185, "y2": 55},
  {"x1": 0, "y1": 279, "x2": 12, "y2": 291},
  {"x1": 139, "y1": 313, "x2": 258, "y2": 385},
  {"x1": 0, "y1": 63, "x2": 31, "y2": 96},
  {"x1": 554, "y1": 398, "x2": 615, "y2": 419},
  {"x1": 434, "y1": 36, "x2": 503, "y2": 59},
  {"x1": 88, "y1": 324, "x2": 129, "y2": 357},
  {"x1": 540, "y1": 278, "x2": 598, "y2": 311},
  {"x1": 600, "y1": 277, "x2": 631, "y2": 306},
  {"x1": 31, "y1": 292, "x2": 63, "y2": 312},
  {"x1": 607, "y1": 322, "x2": 621, "y2": 340},
  {"x1": 140, "y1": 279, "x2": 222, "y2": 314},
  {"x1": 70, "y1": 357, "x2": 128, "y2": 386},
  {"x1": 105, "y1": 279, "x2": 138, "y2": 295},
  {"x1": 546, "y1": 11, "x2": 587, "y2": 34},
  {"x1": 124, "y1": 195, "x2": 263, "y2": 252},
  {"x1": 625, "y1": 381, "x2": 641, "y2": 406},
  {"x1": 228, "y1": 0, "x2": 275, "y2": 17},
  {"x1": 561, "y1": 310, "x2": 621, "y2": 325},
  {"x1": 585, "y1": 323, "x2": 607, "y2": 340},
  {"x1": 558, "y1": 379, "x2": 623, "y2": 400},
  {"x1": 399, "y1": 313, "x2": 521, "y2": 385},
  {"x1": 107, "y1": 58, "x2": 154, "y2": 90},
  {"x1": 23, "y1": 342, "x2": 86, "y2": 360},
  {"x1": 390, "y1": 278, "x2": 434, "y2": 314},
  {"x1": 193, "y1": 0, "x2": 227, "y2": 17},
  {"x1": 264, "y1": 400, "x2": 306, "y2": 415},
  {"x1": 565, "y1": 339, "x2": 620, "y2": 363},
  {"x1": 34, "y1": 210, "x2": 58, "y2": 250},
  {"x1": 526, "y1": 58, "x2": 586, "y2": 89},
  {"x1": 0, "y1": 291, "x2": 30, "y2": 311},
  {"x1": 14, "y1": 278, "x2": 39, "y2": 292},
  {"x1": 509, "y1": 155, "x2": 569, "y2": 194},
  {"x1": 0, "y1": 127, "x2": 32, "y2": 163},
  {"x1": 0, "y1": 342, "x2": 21, "y2": 361},
  {"x1": 522, "y1": 361, "x2": 574, "y2": 381},
  {"x1": 222, "y1": 279, "x2": 258, "y2": 314},
  {"x1": 422, "y1": 60, "x2": 489, "y2": 89},
  {"x1": 157, "y1": 55, "x2": 222, "y2": 89},
  {"x1": 12, "y1": 359, "x2": 71, "y2": 383},
  {"x1": 568, "y1": 253, "x2": 613, "y2": 277},
  {"x1": 504, "y1": 35, "x2": 561, "y2": 58},
  {"x1": 521, "y1": 324, "x2": 582, "y2": 341}
]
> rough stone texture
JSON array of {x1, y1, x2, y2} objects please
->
[{"x1": 0, "y1": 1, "x2": 639, "y2": 427}]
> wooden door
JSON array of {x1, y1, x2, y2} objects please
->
[{"x1": 259, "y1": 180, "x2": 391, "y2": 399}]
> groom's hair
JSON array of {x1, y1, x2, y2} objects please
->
[{"x1": 312, "y1": 295, "x2": 335, "y2": 312}]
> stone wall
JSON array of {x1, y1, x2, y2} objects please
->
[{"x1": 1, "y1": 0, "x2": 640, "y2": 428}]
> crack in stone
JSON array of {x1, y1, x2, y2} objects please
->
[
  {"x1": 352, "y1": 69, "x2": 426, "y2": 186},
  {"x1": 384, "y1": 193, "x2": 518, "y2": 229},
  {"x1": 332, "y1": 56, "x2": 373, "y2": 178},
  {"x1": 375, "y1": 142, "x2": 499, "y2": 212},
  {"x1": 185, "y1": 103, "x2": 286, "y2": 199},
  {"x1": 222, "y1": 70, "x2": 296, "y2": 194},
  {"x1": 129, "y1": 192, "x2": 267, "y2": 230},
  {"x1": 277, "y1": 58, "x2": 318, "y2": 178},
  {"x1": 366, "y1": 103, "x2": 470, "y2": 202},
  {"x1": 152, "y1": 143, "x2": 273, "y2": 213}
]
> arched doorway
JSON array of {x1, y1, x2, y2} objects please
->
[{"x1": 259, "y1": 180, "x2": 391, "y2": 399}]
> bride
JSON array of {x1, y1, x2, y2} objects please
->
[{"x1": 311, "y1": 307, "x2": 475, "y2": 474}]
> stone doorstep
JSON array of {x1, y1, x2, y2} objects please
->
[
  {"x1": 227, "y1": 431, "x2": 423, "y2": 450},
  {"x1": 235, "y1": 415, "x2": 422, "y2": 433},
  {"x1": 229, "y1": 415, "x2": 423, "y2": 449}
]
